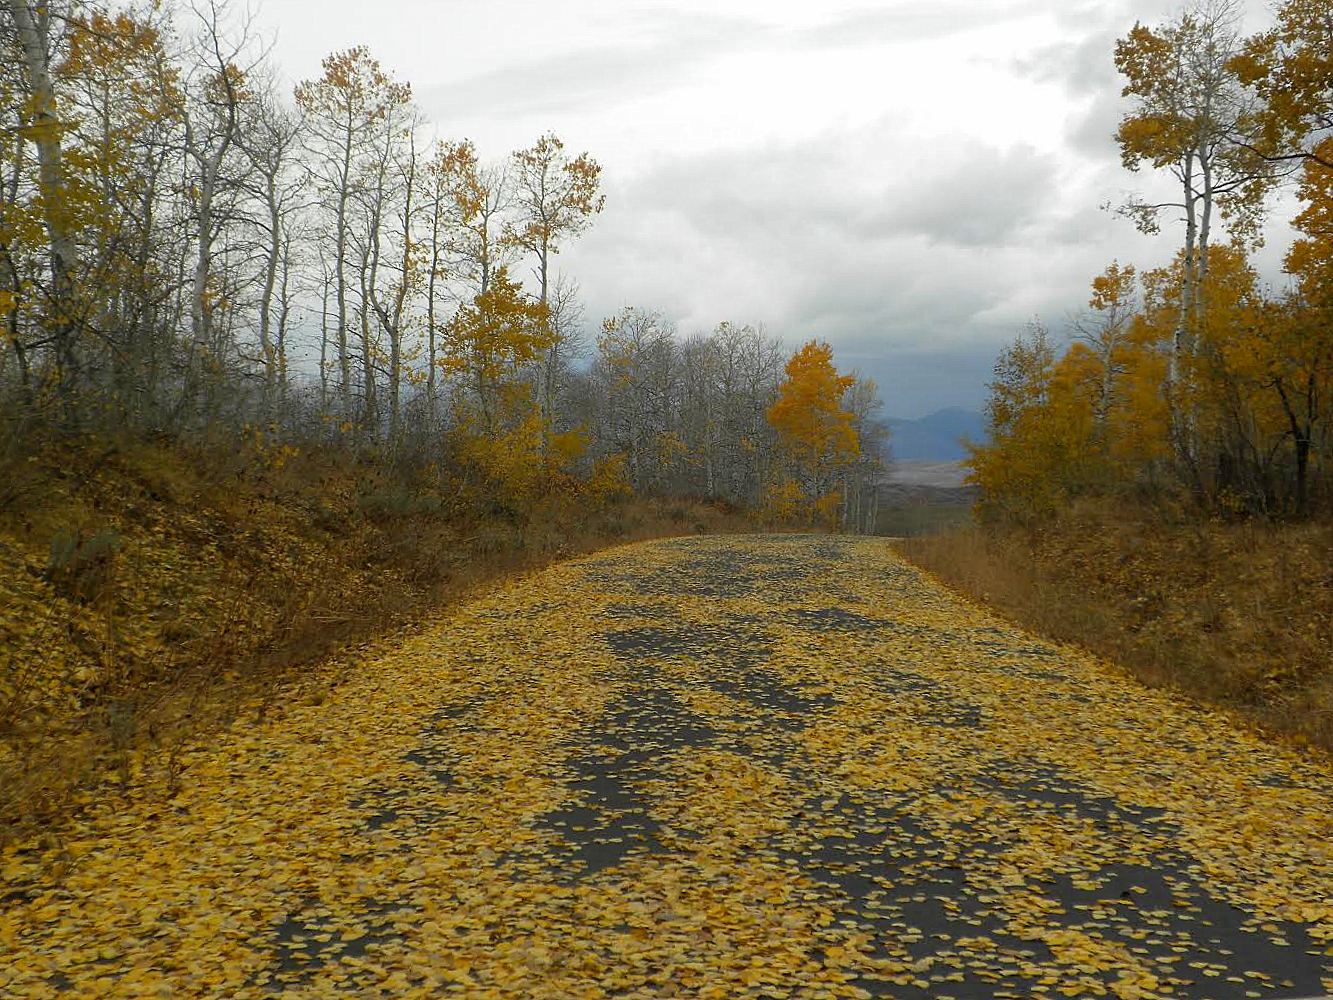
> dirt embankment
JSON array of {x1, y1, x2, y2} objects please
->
[
  {"x1": 898, "y1": 500, "x2": 1333, "y2": 755},
  {"x1": 0, "y1": 432, "x2": 752, "y2": 843}
]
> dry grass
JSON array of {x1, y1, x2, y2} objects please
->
[
  {"x1": 0, "y1": 431, "x2": 755, "y2": 844},
  {"x1": 898, "y1": 499, "x2": 1333, "y2": 756}
]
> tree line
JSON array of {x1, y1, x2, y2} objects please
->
[
  {"x1": 971, "y1": 0, "x2": 1333, "y2": 519},
  {"x1": 1, "y1": 1, "x2": 885, "y2": 526}
]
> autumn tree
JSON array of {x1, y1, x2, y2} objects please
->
[
  {"x1": 1, "y1": 0, "x2": 852, "y2": 525},
  {"x1": 1114, "y1": 0, "x2": 1273, "y2": 395},
  {"x1": 4, "y1": 2, "x2": 193, "y2": 421},
  {"x1": 1232, "y1": 0, "x2": 1333, "y2": 168},
  {"x1": 971, "y1": 317, "x2": 1145, "y2": 518},
  {"x1": 434, "y1": 139, "x2": 513, "y2": 298},
  {"x1": 421, "y1": 138, "x2": 519, "y2": 425},
  {"x1": 1267, "y1": 139, "x2": 1333, "y2": 509},
  {"x1": 296, "y1": 47, "x2": 412, "y2": 425},
  {"x1": 506, "y1": 133, "x2": 604, "y2": 433},
  {"x1": 1071, "y1": 262, "x2": 1138, "y2": 434},
  {"x1": 841, "y1": 375, "x2": 889, "y2": 534},
  {"x1": 436, "y1": 268, "x2": 581, "y2": 506},
  {"x1": 968, "y1": 3, "x2": 1333, "y2": 521},
  {"x1": 969, "y1": 324, "x2": 1057, "y2": 516},
  {"x1": 7, "y1": 0, "x2": 85, "y2": 406},
  {"x1": 766, "y1": 340, "x2": 859, "y2": 522},
  {"x1": 438, "y1": 266, "x2": 552, "y2": 436}
]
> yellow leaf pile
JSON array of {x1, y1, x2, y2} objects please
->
[{"x1": 2, "y1": 536, "x2": 1330, "y2": 997}]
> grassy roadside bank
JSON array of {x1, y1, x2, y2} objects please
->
[
  {"x1": 896, "y1": 501, "x2": 1333, "y2": 756},
  {"x1": 0, "y1": 431, "x2": 755, "y2": 845}
]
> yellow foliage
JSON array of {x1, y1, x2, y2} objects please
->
[
  {"x1": 439, "y1": 269, "x2": 554, "y2": 437},
  {"x1": 766, "y1": 340, "x2": 859, "y2": 519},
  {"x1": 761, "y1": 478, "x2": 806, "y2": 523},
  {"x1": 4, "y1": 535, "x2": 1333, "y2": 995},
  {"x1": 812, "y1": 488, "x2": 844, "y2": 527},
  {"x1": 582, "y1": 453, "x2": 633, "y2": 506},
  {"x1": 767, "y1": 341, "x2": 858, "y2": 468},
  {"x1": 1287, "y1": 137, "x2": 1333, "y2": 306},
  {"x1": 454, "y1": 396, "x2": 547, "y2": 507},
  {"x1": 452, "y1": 391, "x2": 605, "y2": 513},
  {"x1": 1108, "y1": 317, "x2": 1172, "y2": 472},
  {"x1": 973, "y1": 234, "x2": 1333, "y2": 515},
  {"x1": 1234, "y1": 0, "x2": 1333, "y2": 157},
  {"x1": 548, "y1": 427, "x2": 589, "y2": 469}
]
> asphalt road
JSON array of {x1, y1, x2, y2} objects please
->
[{"x1": 3, "y1": 535, "x2": 1331, "y2": 998}]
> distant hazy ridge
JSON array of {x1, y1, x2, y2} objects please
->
[{"x1": 886, "y1": 407, "x2": 985, "y2": 462}]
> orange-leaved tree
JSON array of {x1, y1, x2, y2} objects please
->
[
  {"x1": 766, "y1": 340, "x2": 859, "y2": 523},
  {"x1": 1232, "y1": 0, "x2": 1333, "y2": 168},
  {"x1": 1262, "y1": 136, "x2": 1333, "y2": 510}
]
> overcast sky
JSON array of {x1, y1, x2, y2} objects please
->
[{"x1": 253, "y1": 0, "x2": 1290, "y2": 418}]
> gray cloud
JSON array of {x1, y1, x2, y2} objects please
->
[
  {"x1": 801, "y1": 0, "x2": 1047, "y2": 48},
  {"x1": 864, "y1": 145, "x2": 1060, "y2": 247},
  {"x1": 1017, "y1": 0, "x2": 1277, "y2": 164},
  {"x1": 616, "y1": 132, "x2": 1058, "y2": 252},
  {"x1": 426, "y1": 0, "x2": 1054, "y2": 126},
  {"x1": 257, "y1": 0, "x2": 1296, "y2": 418},
  {"x1": 557, "y1": 125, "x2": 1108, "y2": 418},
  {"x1": 421, "y1": 11, "x2": 774, "y2": 120},
  {"x1": 1011, "y1": 9, "x2": 1132, "y2": 165},
  {"x1": 422, "y1": 0, "x2": 1081, "y2": 130},
  {"x1": 1016, "y1": 30, "x2": 1121, "y2": 97},
  {"x1": 1066, "y1": 89, "x2": 1127, "y2": 160}
]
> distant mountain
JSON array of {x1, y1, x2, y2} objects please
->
[{"x1": 886, "y1": 407, "x2": 986, "y2": 462}]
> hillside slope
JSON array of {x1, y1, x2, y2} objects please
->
[
  {"x1": 0, "y1": 433, "x2": 748, "y2": 841},
  {"x1": 900, "y1": 502, "x2": 1333, "y2": 754}
]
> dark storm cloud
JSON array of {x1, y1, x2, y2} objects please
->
[{"x1": 835, "y1": 342, "x2": 1001, "y2": 417}]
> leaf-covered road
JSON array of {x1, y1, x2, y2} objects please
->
[{"x1": 3, "y1": 535, "x2": 1332, "y2": 998}]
